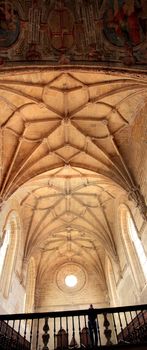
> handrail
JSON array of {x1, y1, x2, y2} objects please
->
[{"x1": 0, "y1": 303, "x2": 147, "y2": 320}]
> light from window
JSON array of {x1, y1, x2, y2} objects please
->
[
  {"x1": 0, "y1": 226, "x2": 10, "y2": 276},
  {"x1": 65, "y1": 274, "x2": 77, "y2": 287},
  {"x1": 128, "y1": 215, "x2": 147, "y2": 279}
]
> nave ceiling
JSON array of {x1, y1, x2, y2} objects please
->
[{"x1": 0, "y1": 68, "x2": 147, "y2": 293}]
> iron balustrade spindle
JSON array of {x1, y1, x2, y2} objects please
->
[
  {"x1": 60, "y1": 317, "x2": 62, "y2": 349},
  {"x1": 96, "y1": 314, "x2": 101, "y2": 346},
  {"x1": 36, "y1": 318, "x2": 40, "y2": 349},
  {"x1": 112, "y1": 313, "x2": 118, "y2": 344},
  {"x1": 84, "y1": 314, "x2": 88, "y2": 347},
  {"x1": 16, "y1": 319, "x2": 21, "y2": 348},
  {"x1": 118, "y1": 312, "x2": 125, "y2": 341},
  {"x1": 5, "y1": 321, "x2": 8, "y2": 350},
  {"x1": 78, "y1": 315, "x2": 81, "y2": 347},
  {"x1": 103, "y1": 313, "x2": 112, "y2": 345},
  {"x1": 42, "y1": 317, "x2": 49, "y2": 350},
  {"x1": 23, "y1": 318, "x2": 27, "y2": 348},
  {"x1": 11, "y1": 319, "x2": 15, "y2": 349},
  {"x1": 66, "y1": 316, "x2": 68, "y2": 348},
  {"x1": 30, "y1": 318, "x2": 33, "y2": 347},
  {"x1": 72, "y1": 315, "x2": 75, "y2": 347},
  {"x1": 53, "y1": 317, "x2": 56, "y2": 350},
  {"x1": 4, "y1": 320, "x2": 9, "y2": 349}
]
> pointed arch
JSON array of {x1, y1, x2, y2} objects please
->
[
  {"x1": 119, "y1": 204, "x2": 147, "y2": 292},
  {"x1": 0, "y1": 211, "x2": 19, "y2": 298}
]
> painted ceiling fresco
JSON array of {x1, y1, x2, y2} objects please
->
[{"x1": 0, "y1": 0, "x2": 147, "y2": 69}]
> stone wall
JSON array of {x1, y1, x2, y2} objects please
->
[{"x1": 0, "y1": 198, "x2": 26, "y2": 314}]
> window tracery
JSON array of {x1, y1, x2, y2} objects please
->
[
  {"x1": 0, "y1": 225, "x2": 10, "y2": 276},
  {"x1": 127, "y1": 213, "x2": 147, "y2": 280},
  {"x1": 120, "y1": 204, "x2": 146, "y2": 292},
  {"x1": 0, "y1": 211, "x2": 18, "y2": 298}
]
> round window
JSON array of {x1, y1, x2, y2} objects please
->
[{"x1": 65, "y1": 274, "x2": 77, "y2": 288}]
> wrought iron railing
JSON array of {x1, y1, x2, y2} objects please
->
[{"x1": 0, "y1": 304, "x2": 147, "y2": 349}]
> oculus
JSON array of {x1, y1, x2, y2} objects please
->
[{"x1": 65, "y1": 274, "x2": 77, "y2": 288}]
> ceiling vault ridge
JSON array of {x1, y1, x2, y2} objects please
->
[
  {"x1": 1, "y1": 123, "x2": 62, "y2": 199},
  {"x1": 71, "y1": 122, "x2": 128, "y2": 174},
  {"x1": 0, "y1": 84, "x2": 41, "y2": 104},
  {"x1": 90, "y1": 85, "x2": 147, "y2": 104},
  {"x1": 0, "y1": 70, "x2": 146, "y2": 282},
  {"x1": 24, "y1": 196, "x2": 65, "y2": 256},
  {"x1": 35, "y1": 239, "x2": 108, "y2": 285},
  {"x1": 0, "y1": 128, "x2": 129, "y2": 198},
  {"x1": 113, "y1": 89, "x2": 147, "y2": 112},
  {"x1": 1, "y1": 102, "x2": 38, "y2": 128},
  {"x1": 24, "y1": 218, "x2": 118, "y2": 262}
]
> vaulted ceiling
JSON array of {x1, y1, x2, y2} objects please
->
[{"x1": 0, "y1": 68, "x2": 147, "y2": 293}]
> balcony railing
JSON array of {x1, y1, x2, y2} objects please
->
[{"x1": 0, "y1": 304, "x2": 147, "y2": 350}]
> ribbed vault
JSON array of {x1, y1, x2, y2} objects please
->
[{"x1": 0, "y1": 68, "x2": 147, "y2": 304}]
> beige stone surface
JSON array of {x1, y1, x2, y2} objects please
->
[{"x1": 0, "y1": 68, "x2": 146, "y2": 312}]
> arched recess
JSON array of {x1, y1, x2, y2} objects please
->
[
  {"x1": 119, "y1": 204, "x2": 147, "y2": 293},
  {"x1": 25, "y1": 257, "x2": 36, "y2": 313},
  {"x1": 0, "y1": 211, "x2": 19, "y2": 298},
  {"x1": 105, "y1": 256, "x2": 119, "y2": 306}
]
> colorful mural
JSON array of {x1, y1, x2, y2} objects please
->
[
  {"x1": 48, "y1": 1, "x2": 74, "y2": 51},
  {"x1": 0, "y1": 0, "x2": 147, "y2": 70},
  {"x1": 103, "y1": 0, "x2": 146, "y2": 47},
  {"x1": 0, "y1": 2, "x2": 20, "y2": 48}
]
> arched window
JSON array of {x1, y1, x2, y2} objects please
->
[
  {"x1": 0, "y1": 225, "x2": 10, "y2": 276},
  {"x1": 127, "y1": 213, "x2": 147, "y2": 279},
  {"x1": 0, "y1": 212, "x2": 18, "y2": 298},
  {"x1": 120, "y1": 204, "x2": 146, "y2": 291}
]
